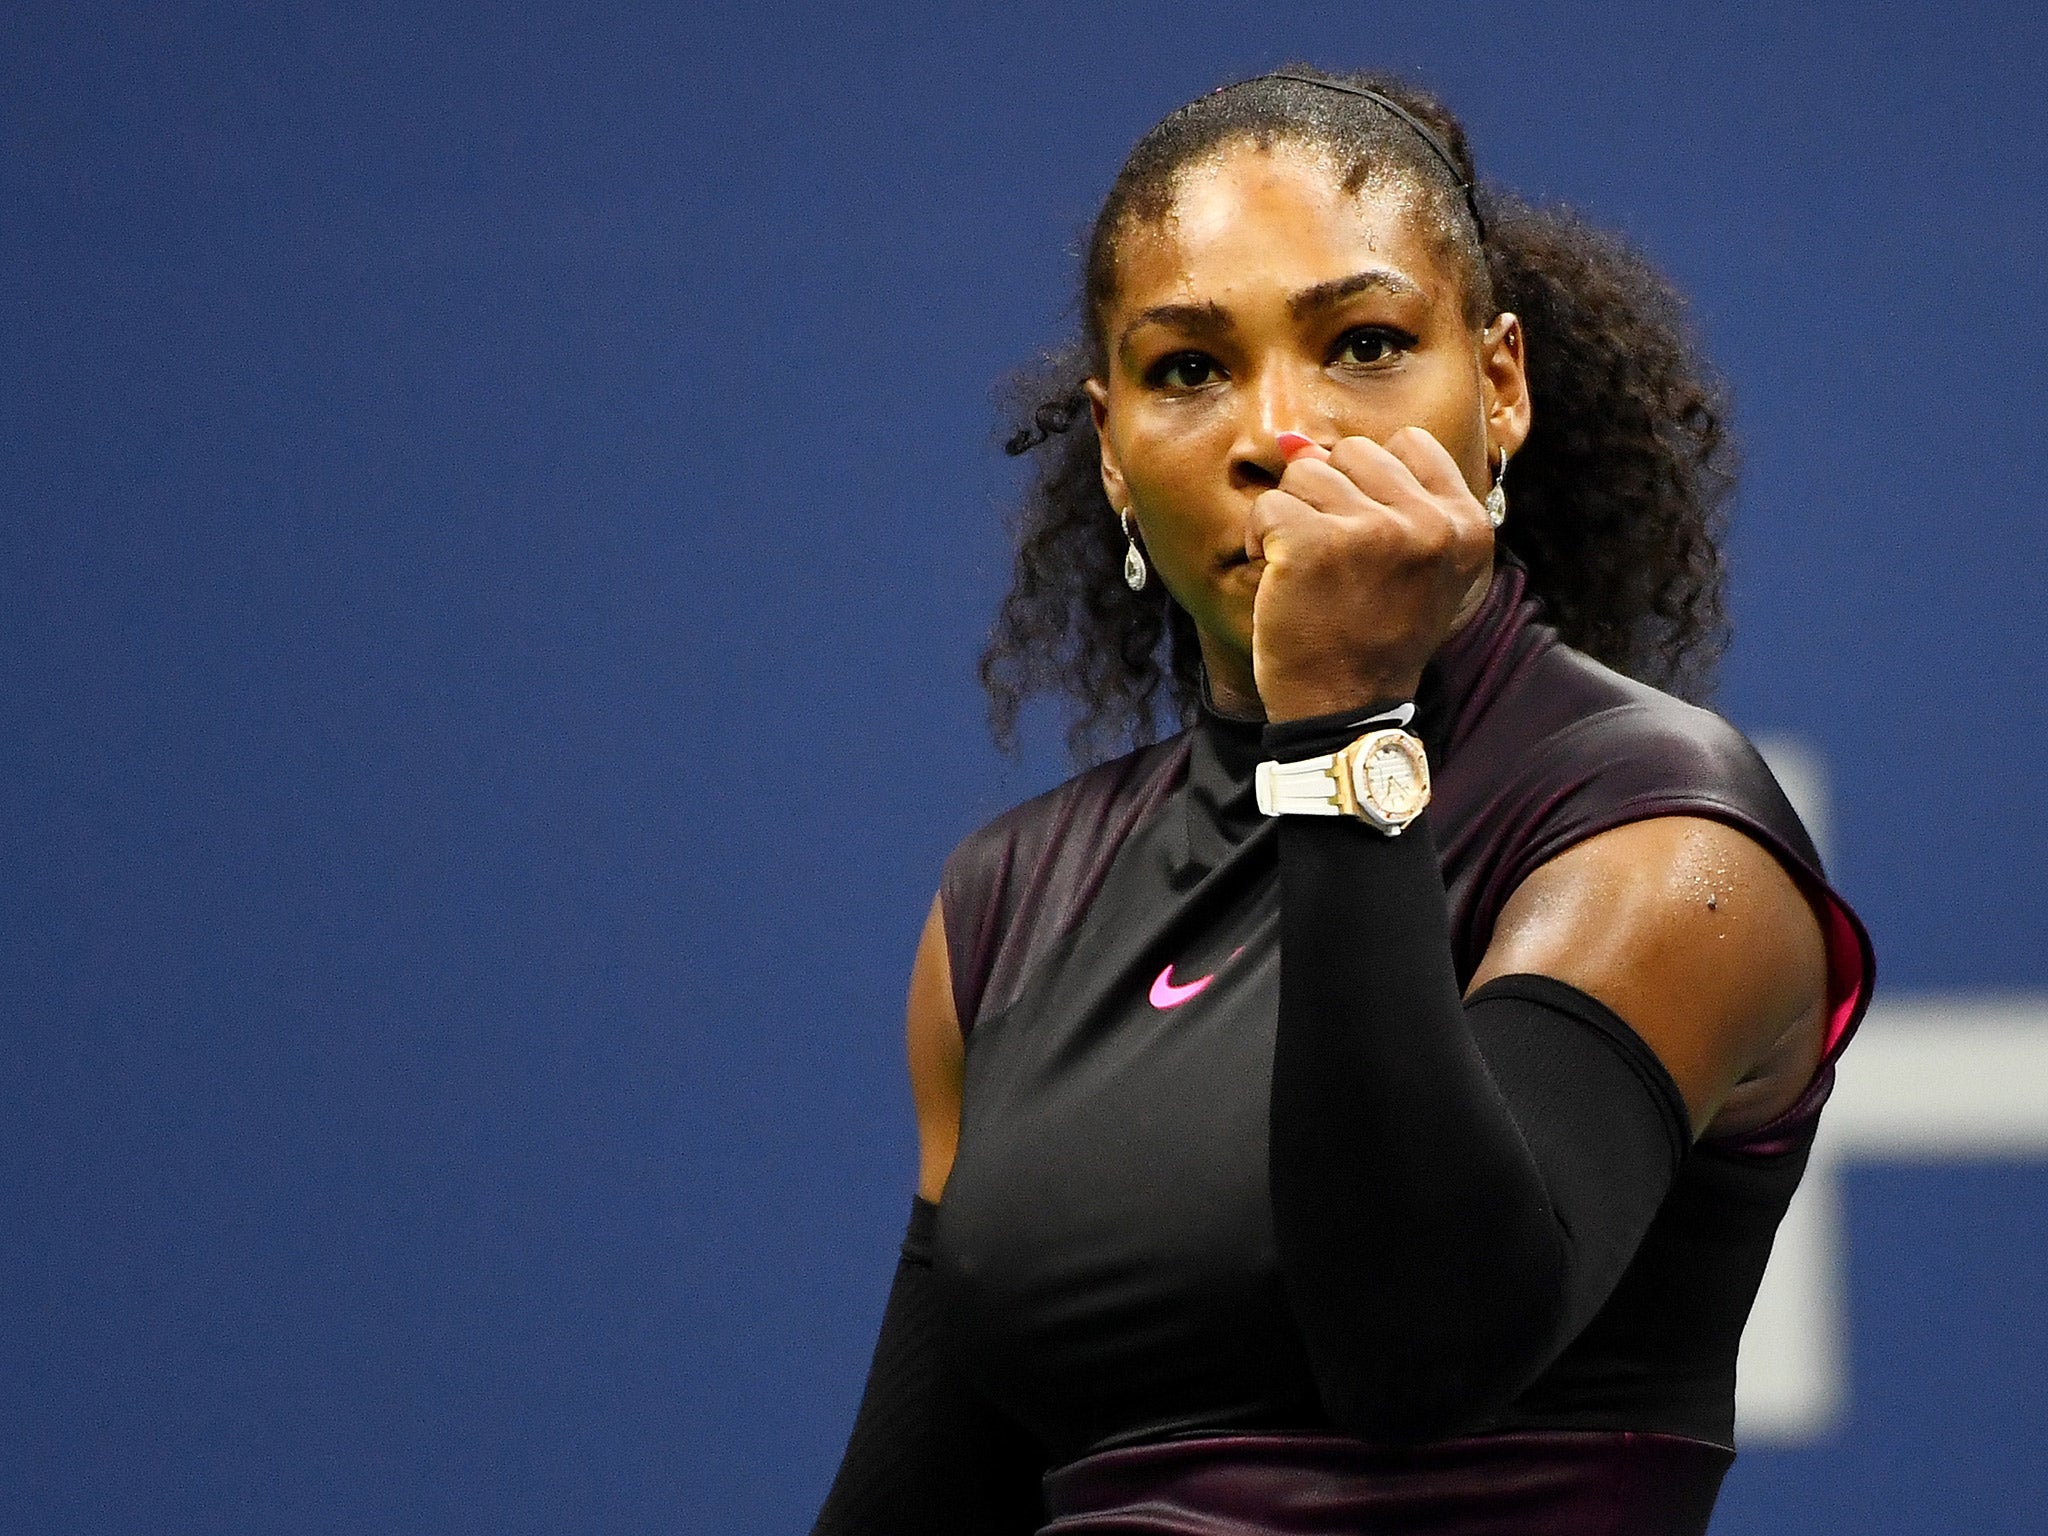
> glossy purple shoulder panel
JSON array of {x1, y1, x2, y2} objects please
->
[
  {"x1": 940, "y1": 736, "x2": 1188, "y2": 1035},
  {"x1": 1042, "y1": 1430, "x2": 1731, "y2": 1535}
]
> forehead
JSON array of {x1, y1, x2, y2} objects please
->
[{"x1": 1109, "y1": 139, "x2": 1454, "y2": 317}]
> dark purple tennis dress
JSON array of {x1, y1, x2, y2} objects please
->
[{"x1": 928, "y1": 563, "x2": 1873, "y2": 1535}]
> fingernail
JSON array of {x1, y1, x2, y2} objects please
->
[{"x1": 1276, "y1": 432, "x2": 1321, "y2": 460}]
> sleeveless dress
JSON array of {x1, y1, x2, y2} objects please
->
[{"x1": 928, "y1": 564, "x2": 1874, "y2": 1535}]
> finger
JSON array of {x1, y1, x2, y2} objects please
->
[
  {"x1": 1246, "y1": 487, "x2": 1320, "y2": 561},
  {"x1": 1275, "y1": 455, "x2": 1386, "y2": 519},
  {"x1": 1276, "y1": 431, "x2": 1331, "y2": 465},
  {"x1": 1380, "y1": 424, "x2": 1474, "y2": 502},
  {"x1": 1325, "y1": 433, "x2": 1430, "y2": 509}
]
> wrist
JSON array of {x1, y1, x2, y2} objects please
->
[
  {"x1": 1259, "y1": 673, "x2": 1426, "y2": 730},
  {"x1": 1262, "y1": 697, "x2": 1417, "y2": 759}
]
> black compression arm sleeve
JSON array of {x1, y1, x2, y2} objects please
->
[
  {"x1": 1267, "y1": 724, "x2": 1691, "y2": 1444},
  {"x1": 812, "y1": 1199, "x2": 1045, "y2": 1536}
]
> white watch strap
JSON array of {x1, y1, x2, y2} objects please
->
[{"x1": 1255, "y1": 753, "x2": 1343, "y2": 815}]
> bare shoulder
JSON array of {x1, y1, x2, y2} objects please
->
[
  {"x1": 905, "y1": 892, "x2": 965, "y2": 1202},
  {"x1": 1469, "y1": 815, "x2": 1830, "y2": 1138}
]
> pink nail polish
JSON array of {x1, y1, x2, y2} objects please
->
[{"x1": 1276, "y1": 431, "x2": 1318, "y2": 458}]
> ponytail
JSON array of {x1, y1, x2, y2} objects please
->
[{"x1": 1484, "y1": 192, "x2": 1732, "y2": 702}]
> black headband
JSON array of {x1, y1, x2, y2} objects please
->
[{"x1": 1233, "y1": 71, "x2": 1485, "y2": 243}]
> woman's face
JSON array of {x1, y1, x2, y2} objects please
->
[{"x1": 1086, "y1": 138, "x2": 1530, "y2": 704}]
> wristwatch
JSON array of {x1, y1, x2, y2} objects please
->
[{"x1": 1255, "y1": 721, "x2": 1432, "y2": 835}]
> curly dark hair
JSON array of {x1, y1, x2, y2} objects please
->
[{"x1": 980, "y1": 67, "x2": 1734, "y2": 761}]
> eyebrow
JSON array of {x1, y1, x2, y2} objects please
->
[
  {"x1": 1118, "y1": 301, "x2": 1232, "y2": 365},
  {"x1": 1118, "y1": 269, "x2": 1430, "y2": 363},
  {"x1": 1288, "y1": 268, "x2": 1428, "y2": 318}
]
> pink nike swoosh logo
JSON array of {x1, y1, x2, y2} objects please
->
[{"x1": 1149, "y1": 964, "x2": 1215, "y2": 1009}]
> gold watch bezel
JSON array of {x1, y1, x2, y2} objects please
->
[{"x1": 1332, "y1": 728, "x2": 1432, "y2": 834}]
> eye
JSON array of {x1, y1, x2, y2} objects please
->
[
  {"x1": 1146, "y1": 351, "x2": 1222, "y2": 390},
  {"x1": 1332, "y1": 326, "x2": 1414, "y2": 368}
]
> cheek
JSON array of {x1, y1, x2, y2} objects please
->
[
  {"x1": 1420, "y1": 358, "x2": 1493, "y2": 476},
  {"x1": 1116, "y1": 405, "x2": 1233, "y2": 509},
  {"x1": 1124, "y1": 463, "x2": 1225, "y2": 575},
  {"x1": 1333, "y1": 364, "x2": 1489, "y2": 491}
]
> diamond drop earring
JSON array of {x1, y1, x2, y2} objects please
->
[
  {"x1": 1121, "y1": 508, "x2": 1148, "y2": 592},
  {"x1": 1485, "y1": 449, "x2": 1510, "y2": 529}
]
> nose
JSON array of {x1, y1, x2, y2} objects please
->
[{"x1": 1229, "y1": 353, "x2": 1327, "y2": 490}]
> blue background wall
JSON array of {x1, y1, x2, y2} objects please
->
[{"x1": 6, "y1": 3, "x2": 2044, "y2": 1531}]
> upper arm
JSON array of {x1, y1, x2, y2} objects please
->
[
  {"x1": 906, "y1": 892, "x2": 965, "y2": 1202},
  {"x1": 1468, "y1": 816, "x2": 1830, "y2": 1137}
]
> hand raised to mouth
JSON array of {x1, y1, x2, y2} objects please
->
[{"x1": 1249, "y1": 428, "x2": 1495, "y2": 723}]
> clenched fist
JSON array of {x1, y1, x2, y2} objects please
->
[{"x1": 1248, "y1": 427, "x2": 1496, "y2": 721}]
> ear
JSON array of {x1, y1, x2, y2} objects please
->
[
  {"x1": 1084, "y1": 377, "x2": 1130, "y2": 512},
  {"x1": 1480, "y1": 313, "x2": 1533, "y2": 462}
]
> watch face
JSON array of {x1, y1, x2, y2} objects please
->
[{"x1": 1350, "y1": 732, "x2": 1431, "y2": 824}]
